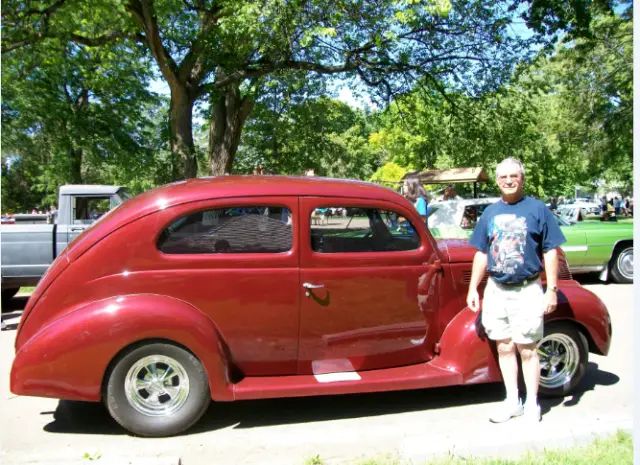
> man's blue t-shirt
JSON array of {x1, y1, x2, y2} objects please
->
[{"x1": 469, "y1": 196, "x2": 566, "y2": 284}]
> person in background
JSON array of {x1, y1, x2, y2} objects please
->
[
  {"x1": 402, "y1": 177, "x2": 429, "y2": 223},
  {"x1": 613, "y1": 197, "x2": 621, "y2": 215}
]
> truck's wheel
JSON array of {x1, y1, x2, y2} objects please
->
[
  {"x1": 1, "y1": 288, "x2": 20, "y2": 310},
  {"x1": 610, "y1": 244, "x2": 633, "y2": 284},
  {"x1": 105, "y1": 343, "x2": 210, "y2": 437},
  {"x1": 538, "y1": 322, "x2": 588, "y2": 397}
]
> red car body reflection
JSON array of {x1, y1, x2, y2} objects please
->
[{"x1": 10, "y1": 176, "x2": 612, "y2": 436}]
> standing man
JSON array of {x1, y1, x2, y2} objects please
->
[{"x1": 466, "y1": 158, "x2": 566, "y2": 423}]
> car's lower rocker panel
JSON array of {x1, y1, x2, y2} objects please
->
[{"x1": 232, "y1": 362, "x2": 463, "y2": 400}]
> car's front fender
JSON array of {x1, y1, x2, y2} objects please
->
[{"x1": 10, "y1": 294, "x2": 234, "y2": 402}]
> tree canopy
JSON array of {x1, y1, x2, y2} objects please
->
[{"x1": 1, "y1": 1, "x2": 632, "y2": 211}]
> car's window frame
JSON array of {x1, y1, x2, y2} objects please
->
[
  {"x1": 307, "y1": 205, "x2": 422, "y2": 254},
  {"x1": 299, "y1": 196, "x2": 436, "y2": 268},
  {"x1": 154, "y1": 196, "x2": 298, "y2": 267}
]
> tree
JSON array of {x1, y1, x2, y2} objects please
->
[
  {"x1": 3, "y1": 0, "x2": 598, "y2": 179},
  {"x1": 1, "y1": 37, "x2": 167, "y2": 210}
]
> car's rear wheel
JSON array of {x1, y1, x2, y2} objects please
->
[
  {"x1": 610, "y1": 244, "x2": 633, "y2": 284},
  {"x1": 105, "y1": 342, "x2": 210, "y2": 437},
  {"x1": 538, "y1": 322, "x2": 588, "y2": 397}
]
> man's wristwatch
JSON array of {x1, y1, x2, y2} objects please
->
[{"x1": 548, "y1": 285, "x2": 558, "y2": 292}]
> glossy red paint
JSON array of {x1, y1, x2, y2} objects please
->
[
  {"x1": 11, "y1": 176, "x2": 611, "y2": 410},
  {"x1": 11, "y1": 295, "x2": 234, "y2": 401}
]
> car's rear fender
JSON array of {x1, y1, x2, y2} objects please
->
[
  {"x1": 547, "y1": 281, "x2": 612, "y2": 356},
  {"x1": 430, "y1": 308, "x2": 502, "y2": 385},
  {"x1": 430, "y1": 280, "x2": 611, "y2": 381},
  {"x1": 10, "y1": 294, "x2": 234, "y2": 402}
]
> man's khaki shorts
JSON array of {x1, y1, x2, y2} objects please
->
[{"x1": 481, "y1": 277, "x2": 544, "y2": 344}]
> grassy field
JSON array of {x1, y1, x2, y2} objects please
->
[{"x1": 304, "y1": 430, "x2": 632, "y2": 465}]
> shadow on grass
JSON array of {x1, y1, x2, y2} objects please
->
[{"x1": 42, "y1": 361, "x2": 618, "y2": 436}]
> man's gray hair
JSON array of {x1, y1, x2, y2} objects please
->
[{"x1": 495, "y1": 157, "x2": 525, "y2": 180}]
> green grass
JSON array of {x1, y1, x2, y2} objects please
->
[
  {"x1": 18, "y1": 286, "x2": 36, "y2": 294},
  {"x1": 308, "y1": 430, "x2": 632, "y2": 465}
]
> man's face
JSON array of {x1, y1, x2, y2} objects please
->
[{"x1": 496, "y1": 164, "x2": 524, "y2": 197}]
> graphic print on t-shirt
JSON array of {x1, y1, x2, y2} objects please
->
[{"x1": 488, "y1": 214, "x2": 527, "y2": 275}]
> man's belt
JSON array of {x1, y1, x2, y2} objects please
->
[{"x1": 491, "y1": 272, "x2": 541, "y2": 288}]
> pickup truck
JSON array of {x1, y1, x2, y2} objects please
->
[{"x1": 1, "y1": 185, "x2": 128, "y2": 302}]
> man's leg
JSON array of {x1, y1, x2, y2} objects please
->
[
  {"x1": 517, "y1": 343, "x2": 539, "y2": 403},
  {"x1": 489, "y1": 338, "x2": 524, "y2": 423},
  {"x1": 497, "y1": 339, "x2": 519, "y2": 402},
  {"x1": 518, "y1": 342, "x2": 542, "y2": 421}
]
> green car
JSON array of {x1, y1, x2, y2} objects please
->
[{"x1": 428, "y1": 199, "x2": 633, "y2": 283}]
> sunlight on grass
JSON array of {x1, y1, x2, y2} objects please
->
[{"x1": 346, "y1": 430, "x2": 632, "y2": 465}]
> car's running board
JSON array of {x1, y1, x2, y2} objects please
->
[{"x1": 233, "y1": 362, "x2": 463, "y2": 400}]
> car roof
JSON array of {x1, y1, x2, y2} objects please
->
[
  {"x1": 64, "y1": 176, "x2": 410, "y2": 262},
  {"x1": 59, "y1": 185, "x2": 124, "y2": 195},
  {"x1": 148, "y1": 176, "x2": 402, "y2": 202},
  {"x1": 431, "y1": 197, "x2": 500, "y2": 207}
]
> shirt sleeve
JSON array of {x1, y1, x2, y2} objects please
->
[
  {"x1": 541, "y1": 206, "x2": 567, "y2": 252},
  {"x1": 469, "y1": 213, "x2": 489, "y2": 253},
  {"x1": 415, "y1": 197, "x2": 427, "y2": 216}
]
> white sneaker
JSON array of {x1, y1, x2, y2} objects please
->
[
  {"x1": 489, "y1": 399, "x2": 524, "y2": 423},
  {"x1": 524, "y1": 403, "x2": 542, "y2": 422}
]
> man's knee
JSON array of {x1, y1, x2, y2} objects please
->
[
  {"x1": 496, "y1": 339, "x2": 515, "y2": 355},
  {"x1": 517, "y1": 343, "x2": 538, "y2": 360}
]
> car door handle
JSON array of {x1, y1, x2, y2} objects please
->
[
  {"x1": 70, "y1": 227, "x2": 85, "y2": 232},
  {"x1": 303, "y1": 282, "x2": 325, "y2": 289}
]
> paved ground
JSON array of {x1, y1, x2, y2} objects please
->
[{"x1": 0, "y1": 276, "x2": 632, "y2": 465}]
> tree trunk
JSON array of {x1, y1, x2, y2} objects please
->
[
  {"x1": 70, "y1": 148, "x2": 83, "y2": 184},
  {"x1": 208, "y1": 84, "x2": 255, "y2": 175},
  {"x1": 169, "y1": 87, "x2": 197, "y2": 179}
]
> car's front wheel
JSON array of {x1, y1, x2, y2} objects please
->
[
  {"x1": 610, "y1": 244, "x2": 633, "y2": 284},
  {"x1": 538, "y1": 322, "x2": 588, "y2": 397},
  {"x1": 105, "y1": 342, "x2": 210, "y2": 437}
]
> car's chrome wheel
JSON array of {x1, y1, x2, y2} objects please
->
[
  {"x1": 106, "y1": 343, "x2": 210, "y2": 437},
  {"x1": 611, "y1": 245, "x2": 633, "y2": 284},
  {"x1": 124, "y1": 355, "x2": 190, "y2": 416},
  {"x1": 538, "y1": 334, "x2": 580, "y2": 390},
  {"x1": 537, "y1": 323, "x2": 588, "y2": 397},
  {"x1": 616, "y1": 247, "x2": 633, "y2": 280}
]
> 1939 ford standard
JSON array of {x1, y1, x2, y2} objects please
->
[{"x1": 11, "y1": 177, "x2": 612, "y2": 437}]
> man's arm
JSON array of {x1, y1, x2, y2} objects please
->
[
  {"x1": 466, "y1": 251, "x2": 488, "y2": 312},
  {"x1": 542, "y1": 247, "x2": 559, "y2": 314}
]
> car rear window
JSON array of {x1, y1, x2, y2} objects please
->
[
  {"x1": 158, "y1": 206, "x2": 292, "y2": 254},
  {"x1": 310, "y1": 207, "x2": 420, "y2": 253}
]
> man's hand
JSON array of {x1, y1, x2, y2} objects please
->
[
  {"x1": 543, "y1": 289, "x2": 557, "y2": 315},
  {"x1": 467, "y1": 288, "x2": 481, "y2": 312}
]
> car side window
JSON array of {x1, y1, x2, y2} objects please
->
[
  {"x1": 158, "y1": 206, "x2": 292, "y2": 254},
  {"x1": 73, "y1": 197, "x2": 112, "y2": 224},
  {"x1": 310, "y1": 207, "x2": 420, "y2": 253},
  {"x1": 460, "y1": 205, "x2": 488, "y2": 229}
]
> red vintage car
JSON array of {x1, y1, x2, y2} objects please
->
[{"x1": 11, "y1": 176, "x2": 611, "y2": 437}]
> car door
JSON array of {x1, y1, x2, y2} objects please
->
[
  {"x1": 154, "y1": 196, "x2": 300, "y2": 376},
  {"x1": 298, "y1": 197, "x2": 442, "y2": 376},
  {"x1": 558, "y1": 221, "x2": 588, "y2": 267}
]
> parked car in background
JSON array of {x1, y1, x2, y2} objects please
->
[
  {"x1": 428, "y1": 199, "x2": 633, "y2": 283},
  {"x1": 1, "y1": 185, "x2": 129, "y2": 303},
  {"x1": 562, "y1": 199, "x2": 601, "y2": 217},
  {"x1": 11, "y1": 177, "x2": 611, "y2": 437}
]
